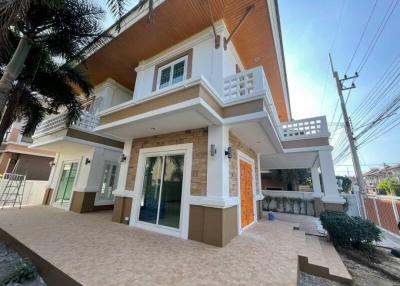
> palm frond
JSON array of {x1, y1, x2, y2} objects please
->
[
  {"x1": 0, "y1": 0, "x2": 30, "y2": 50},
  {"x1": 106, "y1": 0, "x2": 128, "y2": 29}
]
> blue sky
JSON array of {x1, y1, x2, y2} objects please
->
[
  {"x1": 98, "y1": 0, "x2": 400, "y2": 176},
  {"x1": 278, "y1": 0, "x2": 400, "y2": 176}
]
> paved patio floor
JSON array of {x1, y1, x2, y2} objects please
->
[{"x1": 0, "y1": 206, "x2": 349, "y2": 286}]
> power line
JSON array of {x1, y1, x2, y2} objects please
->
[
  {"x1": 345, "y1": 0, "x2": 378, "y2": 74},
  {"x1": 356, "y1": 0, "x2": 399, "y2": 73}
]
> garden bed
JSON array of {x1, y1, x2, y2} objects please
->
[
  {"x1": 0, "y1": 244, "x2": 45, "y2": 286},
  {"x1": 338, "y1": 248, "x2": 400, "y2": 286}
]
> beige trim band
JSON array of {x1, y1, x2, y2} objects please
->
[
  {"x1": 66, "y1": 129, "x2": 124, "y2": 149},
  {"x1": 99, "y1": 83, "x2": 265, "y2": 126}
]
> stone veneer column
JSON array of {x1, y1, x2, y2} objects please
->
[{"x1": 319, "y1": 150, "x2": 345, "y2": 205}]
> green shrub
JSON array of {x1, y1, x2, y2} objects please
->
[{"x1": 320, "y1": 211, "x2": 381, "y2": 249}]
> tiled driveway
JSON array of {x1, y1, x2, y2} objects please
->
[{"x1": 0, "y1": 206, "x2": 303, "y2": 285}]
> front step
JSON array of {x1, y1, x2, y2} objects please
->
[{"x1": 296, "y1": 231, "x2": 353, "y2": 285}]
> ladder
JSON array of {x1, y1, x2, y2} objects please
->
[{"x1": 0, "y1": 173, "x2": 26, "y2": 209}]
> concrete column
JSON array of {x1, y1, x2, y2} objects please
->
[
  {"x1": 115, "y1": 139, "x2": 133, "y2": 192},
  {"x1": 319, "y1": 150, "x2": 345, "y2": 204},
  {"x1": 311, "y1": 166, "x2": 322, "y2": 198},
  {"x1": 206, "y1": 126, "x2": 230, "y2": 200},
  {"x1": 117, "y1": 139, "x2": 133, "y2": 191},
  {"x1": 47, "y1": 153, "x2": 60, "y2": 189}
]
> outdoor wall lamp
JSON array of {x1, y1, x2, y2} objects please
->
[
  {"x1": 210, "y1": 144, "x2": 217, "y2": 157},
  {"x1": 85, "y1": 158, "x2": 91, "y2": 165},
  {"x1": 225, "y1": 147, "x2": 232, "y2": 159},
  {"x1": 120, "y1": 153, "x2": 127, "y2": 163}
]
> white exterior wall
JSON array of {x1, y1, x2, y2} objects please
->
[
  {"x1": 48, "y1": 146, "x2": 94, "y2": 193},
  {"x1": 22, "y1": 180, "x2": 48, "y2": 205},
  {"x1": 49, "y1": 145, "x2": 121, "y2": 197},
  {"x1": 133, "y1": 21, "x2": 243, "y2": 101},
  {"x1": 91, "y1": 79, "x2": 132, "y2": 115},
  {"x1": 86, "y1": 147, "x2": 122, "y2": 194}
]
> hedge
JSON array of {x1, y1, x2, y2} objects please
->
[{"x1": 320, "y1": 211, "x2": 381, "y2": 249}]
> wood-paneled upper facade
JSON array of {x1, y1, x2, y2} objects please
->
[{"x1": 81, "y1": 0, "x2": 291, "y2": 122}]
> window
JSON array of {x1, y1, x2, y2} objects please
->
[
  {"x1": 157, "y1": 56, "x2": 187, "y2": 90},
  {"x1": 97, "y1": 162, "x2": 119, "y2": 203}
]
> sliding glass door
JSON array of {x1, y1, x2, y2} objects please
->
[
  {"x1": 138, "y1": 154, "x2": 184, "y2": 230},
  {"x1": 55, "y1": 162, "x2": 78, "y2": 205}
]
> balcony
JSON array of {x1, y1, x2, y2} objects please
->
[
  {"x1": 33, "y1": 111, "x2": 99, "y2": 138},
  {"x1": 279, "y1": 116, "x2": 329, "y2": 141},
  {"x1": 222, "y1": 67, "x2": 329, "y2": 142}
]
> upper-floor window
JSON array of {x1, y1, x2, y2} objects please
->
[{"x1": 157, "y1": 56, "x2": 188, "y2": 90}]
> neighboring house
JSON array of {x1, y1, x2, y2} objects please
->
[
  {"x1": 30, "y1": 0, "x2": 344, "y2": 247},
  {"x1": 0, "y1": 120, "x2": 54, "y2": 180},
  {"x1": 364, "y1": 164, "x2": 400, "y2": 194}
]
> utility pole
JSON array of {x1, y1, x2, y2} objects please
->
[{"x1": 329, "y1": 54, "x2": 366, "y2": 217}]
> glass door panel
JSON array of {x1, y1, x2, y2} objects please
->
[
  {"x1": 158, "y1": 155, "x2": 184, "y2": 229},
  {"x1": 55, "y1": 162, "x2": 78, "y2": 204},
  {"x1": 138, "y1": 154, "x2": 185, "y2": 230},
  {"x1": 139, "y1": 156, "x2": 163, "y2": 224},
  {"x1": 97, "y1": 163, "x2": 118, "y2": 202}
]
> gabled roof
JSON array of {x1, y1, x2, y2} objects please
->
[{"x1": 80, "y1": 0, "x2": 291, "y2": 121}]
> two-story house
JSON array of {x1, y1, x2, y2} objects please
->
[
  {"x1": 0, "y1": 120, "x2": 54, "y2": 180},
  {"x1": 31, "y1": 0, "x2": 344, "y2": 247}
]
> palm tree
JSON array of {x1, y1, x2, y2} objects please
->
[
  {"x1": 0, "y1": 0, "x2": 153, "y2": 120},
  {"x1": 0, "y1": 0, "x2": 108, "y2": 144},
  {"x1": 0, "y1": 34, "x2": 94, "y2": 143}
]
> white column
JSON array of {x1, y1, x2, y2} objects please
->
[
  {"x1": 206, "y1": 125, "x2": 230, "y2": 201},
  {"x1": 115, "y1": 139, "x2": 133, "y2": 193},
  {"x1": 319, "y1": 150, "x2": 345, "y2": 203},
  {"x1": 311, "y1": 166, "x2": 322, "y2": 198},
  {"x1": 47, "y1": 153, "x2": 60, "y2": 189}
]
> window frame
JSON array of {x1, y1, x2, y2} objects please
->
[
  {"x1": 95, "y1": 160, "x2": 120, "y2": 206},
  {"x1": 156, "y1": 56, "x2": 188, "y2": 91},
  {"x1": 152, "y1": 48, "x2": 193, "y2": 92}
]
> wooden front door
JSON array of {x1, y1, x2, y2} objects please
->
[{"x1": 240, "y1": 160, "x2": 254, "y2": 228}]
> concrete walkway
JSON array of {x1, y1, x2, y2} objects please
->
[{"x1": 0, "y1": 206, "x2": 350, "y2": 286}]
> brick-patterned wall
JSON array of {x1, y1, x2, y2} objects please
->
[
  {"x1": 376, "y1": 199, "x2": 399, "y2": 234},
  {"x1": 229, "y1": 132, "x2": 259, "y2": 197},
  {"x1": 125, "y1": 128, "x2": 208, "y2": 196},
  {"x1": 364, "y1": 197, "x2": 379, "y2": 225}
]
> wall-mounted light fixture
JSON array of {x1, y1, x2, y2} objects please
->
[
  {"x1": 210, "y1": 144, "x2": 217, "y2": 157},
  {"x1": 49, "y1": 161, "x2": 55, "y2": 167},
  {"x1": 225, "y1": 147, "x2": 232, "y2": 159},
  {"x1": 120, "y1": 153, "x2": 127, "y2": 163},
  {"x1": 85, "y1": 158, "x2": 91, "y2": 165}
]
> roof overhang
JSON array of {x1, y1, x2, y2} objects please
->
[{"x1": 80, "y1": 0, "x2": 291, "y2": 121}]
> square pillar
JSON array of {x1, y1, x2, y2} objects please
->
[
  {"x1": 115, "y1": 139, "x2": 133, "y2": 193},
  {"x1": 112, "y1": 139, "x2": 133, "y2": 223},
  {"x1": 319, "y1": 150, "x2": 345, "y2": 204},
  {"x1": 206, "y1": 126, "x2": 230, "y2": 200},
  {"x1": 311, "y1": 166, "x2": 322, "y2": 198}
]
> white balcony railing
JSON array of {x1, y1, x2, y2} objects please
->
[
  {"x1": 222, "y1": 67, "x2": 329, "y2": 141},
  {"x1": 223, "y1": 66, "x2": 269, "y2": 103},
  {"x1": 280, "y1": 116, "x2": 329, "y2": 141},
  {"x1": 34, "y1": 110, "x2": 99, "y2": 137}
]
